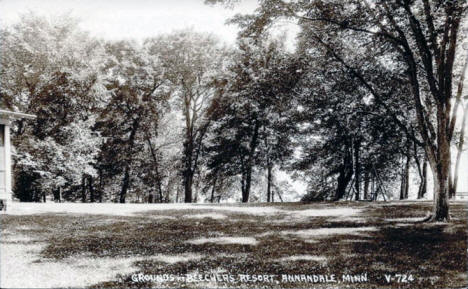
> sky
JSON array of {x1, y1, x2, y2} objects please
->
[
  {"x1": 0, "y1": 0, "x2": 467, "y2": 196},
  {"x1": 0, "y1": 0, "x2": 259, "y2": 44}
]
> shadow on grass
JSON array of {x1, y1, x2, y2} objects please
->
[{"x1": 1, "y1": 201, "x2": 467, "y2": 288}]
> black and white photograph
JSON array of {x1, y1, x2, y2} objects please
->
[{"x1": 0, "y1": 0, "x2": 467, "y2": 288}]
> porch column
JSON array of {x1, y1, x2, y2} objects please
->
[
  {"x1": 0, "y1": 120, "x2": 12, "y2": 208},
  {"x1": 5, "y1": 123, "x2": 11, "y2": 201}
]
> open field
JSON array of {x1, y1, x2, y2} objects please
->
[{"x1": 1, "y1": 201, "x2": 467, "y2": 288}]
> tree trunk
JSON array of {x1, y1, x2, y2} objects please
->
[
  {"x1": 354, "y1": 139, "x2": 360, "y2": 201},
  {"x1": 145, "y1": 136, "x2": 165, "y2": 203},
  {"x1": 448, "y1": 168, "x2": 454, "y2": 199},
  {"x1": 333, "y1": 144, "x2": 353, "y2": 201},
  {"x1": 184, "y1": 170, "x2": 193, "y2": 203},
  {"x1": 334, "y1": 165, "x2": 353, "y2": 201},
  {"x1": 242, "y1": 166, "x2": 252, "y2": 203},
  {"x1": 118, "y1": 117, "x2": 140, "y2": 204},
  {"x1": 120, "y1": 166, "x2": 130, "y2": 203},
  {"x1": 98, "y1": 169, "x2": 103, "y2": 203},
  {"x1": 450, "y1": 104, "x2": 468, "y2": 199},
  {"x1": 156, "y1": 167, "x2": 164, "y2": 203},
  {"x1": 89, "y1": 176, "x2": 95, "y2": 203},
  {"x1": 400, "y1": 144, "x2": 411, "y2": 199},
  {"x1": 418, "y1": 159, "x2": 427, "y2": 199},
  {"x1": 400, "y1": 162, "x2": 405, "y2": 200},
  {"x1": 176, "y1": 185, "x2": 180, "y2": 203},
  {"x1": 81, "y1": 175, "x2": 87, "y2": 203},
  {"x1": 427, "y1": 133, "x2": 451, "y2": 221},
  {"x1": 431, "y1": 170, "x2": 450, "y2": 221},
  {"x1": 240, "y1": 120, "x2": 260, "y2": 203},
  {"x1": 193, "y1": 181, "x2": 199, "y2": 203},
  {"x1": 364, "y1": 171, "x2": 369, "y2": 200},
  {"x1": 210, "y1": 174, "x2": 217, "y2": 203},
  {"x1": 267, "y1": 163, "x2": 272, "y2": 202},
  {"x1": 183, "y1": 132, "x2": 194, "y2": 203}
]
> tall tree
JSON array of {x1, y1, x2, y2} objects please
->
[
  {"x1": 146, "y1": 31, "x2": 226, "y2": 203},
  {"x1": 212, "y1": 0, "x2": 468, "y2": 221},
  {"x1": 0, "y1": 14, "x2": 107, "y2": 201},
  {"x1": 208, "y1": 37, "x2": 300, "y2": 202},
  {"x1": 97, "y1": 40, "x2": 169, "y2": 203}
]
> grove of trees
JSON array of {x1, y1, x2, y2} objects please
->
[{"x1": 0, "y1": 0, "x2": 467, "y2": 222}]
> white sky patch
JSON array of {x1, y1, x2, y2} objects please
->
[
  {"x1": 0, "y1": 0, "x2": 300, "y2": 51},
  {"x1": 0, "y1": 0, "x2": 256, "y2": 44},
  {"x1": 186, "y1": 236, "x2": 258, "y2": 245}
]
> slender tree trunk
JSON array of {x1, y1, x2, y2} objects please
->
[
  {"x1": 156, "y1": 167, "x2": 164, "y2": 203},
  {"x1": 98, "y1": 169, "x2": 103, "y2": 203},
  {"x1": 450, "y1": 104, "x2": 468, "y2": 199},
  {"x1": 183, "y1": 134, "x2": 194, "y2": 203},
  {"x1": 418, "y1": 159, "x2": 428, "y2": 199},
  {"x1": 210, "y1": 174, "x2": 217, "y2": 203},
  {"x1": 413, "y1": 141, "x2": 427, "y2": 199},
  {"x1": 242, "y1": 166, "x2": 252, "y2": 203},
  {"x1": 184, "y1": 170, "x2": 193, "y2": 203},
  {"x1": 354, "y1": 139, "x2": 361, "y2": 201},
  {"x1": 240, "y1": 121, "x2": 260, "y2": 203},
  {"x1": 120, "y1": 166, "x2": 130, "y2": 203},
  {"x1": 364, "y1": 171, "x2": 369, "y2": 200},
  {"x1": 145, "y1": 136, "x2": 165, "y2": 203},
  {"x1": 334, "y1": 165, "x2": 353, "y2": 201},
  {"x1": 81, "y1": 175, "x2": 86, "y2": 203},
  {"x1": 119, "y1": 118, "x2": 140, "y2": 204},
  {"x1": 267, "y1": 163, "x2": 272, "y2": 202},
  {"x1": 89, "y1": 176, "x2": 95, "y2": 203},
  {"x1": 404, "y1": 161, "x2": 409, "y2": 199},
  {"x1": 176, "y1": 185, "x2": 180, "y2": 203},
  {"x1": 333, "y1": 144, "x2": 353, "y2": 201},
  {"x1": 400, "y1": 144, "x2": 411, "y2": 199},
  {"x1": 193, "y1": 181, "x2": 199, "y2": 203},
  {"x1": 400, "y1": 160, "x2": 405, "y2": 200},
  {"x1": 448, "y1": 168, "x2": 454, "y2": 199}
]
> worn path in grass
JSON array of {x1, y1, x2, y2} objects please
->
[{"x1": 0, "y1": 201, "x2": 466, "y2": 288}]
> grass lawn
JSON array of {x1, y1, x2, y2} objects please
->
[{"x1": 0, "y1": 201, "x2": 467, "y2": 288}]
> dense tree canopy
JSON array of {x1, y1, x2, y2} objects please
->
[{"x1": 0, "y1": 1, "x2": 467, "y2": 223}]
